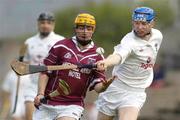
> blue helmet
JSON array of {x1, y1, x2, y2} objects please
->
[{"x1": 132, "y1": 7, "x2": 155, "y2": 23}]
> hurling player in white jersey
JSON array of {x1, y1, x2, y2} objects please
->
[
  {"x1": 23, "y1": 12, "x2": 64, "y2": 120},
  {"x1": 96, "y1": 7, "x2": 163, "y2": 120}
]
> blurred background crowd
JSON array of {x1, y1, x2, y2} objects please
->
[{"x1": 1, "y1": 0, "x2": 180, "y2": 120}]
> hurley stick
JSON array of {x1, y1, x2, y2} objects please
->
[{"x1": 12, "y1": 44, "x2": 27, "y2": 114}]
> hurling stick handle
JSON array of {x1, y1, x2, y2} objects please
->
[
  {"x1": 45, "y1": 63, "x2": 97, "y2": 71},
  {"x1": 47, "y1": 64, "x2": 78, "y2": 71}
]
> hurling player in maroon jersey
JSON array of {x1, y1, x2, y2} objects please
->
[{"x1": 33, "y1": 13, "x2": 114, "y2": 120}]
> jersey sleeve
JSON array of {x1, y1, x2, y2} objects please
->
[
  {"x1": 89, "y1": 70, "x2": 106, "y2": 91},
  {"x1": 43, "y1": 46, "x2": 58, "y2": 66},
  {"x1": 89, "y1": 55, "x2": 106, "y2": 91},
  {"x1": 41, "y1": 45, "x2": 59, "y2": 75},
  {"x1": 113, "y1": 36, "x2": 133, "y2": 64}
]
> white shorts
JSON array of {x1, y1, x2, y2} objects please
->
[
  {"x1": 96, "y1": 80, "x2": 146, "y2": 116},
  {"x1": 33, "y1": 104, "x2": 84, "y2": 120},
  {"x1": 24, "y1": 83, "x2": 37, "y2": 102}
]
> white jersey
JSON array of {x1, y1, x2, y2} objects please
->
[
  {"x1": 1, "y1": 70, "x2": 30, "y2": 114},
  {"x1": 112, "y1": 28, "x2": 163, "y2": 88},
  {"x1": 24, "y1": 32, "x2": 64, "y2": 84}
]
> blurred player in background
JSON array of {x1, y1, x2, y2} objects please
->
[
  {"x1": 33, "y1": 13, "x2": 113, "y2": 120},
  {"x1": 96, "y1": 7, "x2": 163, "y2": 120},
  {"x1": 0, "y1": 70, "x2": 30, "y2": 120},
  {"x1": 23, "y1": 12, "x2": 64, "y2": 120}
]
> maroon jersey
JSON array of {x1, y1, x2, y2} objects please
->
[{"x1": 43, "y1": 37, "x2": 105, "y2": 107}]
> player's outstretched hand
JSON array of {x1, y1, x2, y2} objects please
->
[{"x1": 96, "y1": 60, "x2": 107, "y2": 71}]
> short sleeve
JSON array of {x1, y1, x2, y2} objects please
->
[
  {"x1": 41, "y1": 45, "x2": 59, "y2": 75},
  {"x1": 113, "y1": 36, "x2": 133, "y2": 64},
  {"x1": 89, "y1": 54, "x2": 106, "y2": 91},
  {"x1": 89, "y1": 70, "x2": 106, "y2": 91}
]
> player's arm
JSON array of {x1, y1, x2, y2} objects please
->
[
  {"x1": 94, "y1": 76, "x2": 116, "y2": 93},
  {"x1": 96, "y1": 53, "x2": 122, "y2": 71},
  {"x1": 104, "y1": 53, "x2": 122, "y2": 67},
  {"x1": 34, "y1": 46, "x2": 58, "y2": 106},
  {"x1": 38, "y1": 73, "x2": 49, "y2": 95},
  {"x1": 34, "y1": 73, "x2": 49, "y2": 106},
  {"x1": 97, "y1": 36, "x2": 132, "y2": 71}
]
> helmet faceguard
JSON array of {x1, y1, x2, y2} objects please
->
[{"x1": 132, "y1": 7, "x2": 155, "y2": 23}]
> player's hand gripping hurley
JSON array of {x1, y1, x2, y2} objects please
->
[{"x1": 34, "y1": 79, "x2": 71, "y2": 109}]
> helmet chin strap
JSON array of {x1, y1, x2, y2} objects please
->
[{"x1": 76, "y1": 36, "x2": 92, "y2": 46}]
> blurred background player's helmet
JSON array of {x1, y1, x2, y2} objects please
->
[
  {"x1": 38, "y1": 12, "x2": 55, "y2": 21},
  {"x1": 74, "y1": 13, "x2": 96, "y2": 31},
  {"x1": 132, "y1": 7, "x2": 155, "y2": 23}
]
